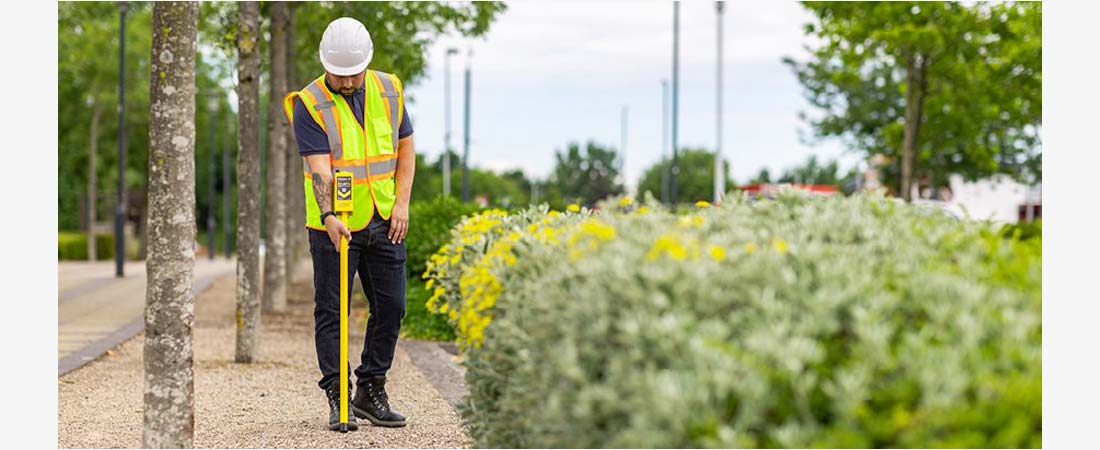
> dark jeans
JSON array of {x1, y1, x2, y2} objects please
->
[{"x1": 309, "y1": 213, "x2": 406, "y2": 391}]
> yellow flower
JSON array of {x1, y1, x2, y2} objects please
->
[
  {"x1": 678, "y1": 215, "x2": 705, "y2": 228},
  {"x1": 708, "y1": 245, "x2": 726, "y2": 262},
  {"x1": 548, "y1": 210, "x2": 561, "y2": 218},
  {"x1": 425, "y1": 278, "x2": 435, "y2": 290},
  {"x1": 637, "y1": 206, "x2": 650, "y2": 214},
  {"x1": 695, "y1": 200, "x2": 711, "y2": 208},
  {"x1": 579, "y1": 220, "x2": 616, "y2": 241},
  {"x1": 773, "y1": 238, "x2": 789, "y2": 255},
  {"x1": 619, "y1": 197, "x2": 634, "y2": 206},
  {"x1": 743, "y1": 242, "x2": 757, "y2": 255},
  {"x1": 647, "y1": 234, "x2": 687, "y2": 261},
  {"x1": 567, "y1": 204, "x2": 581, "y2": 212}
]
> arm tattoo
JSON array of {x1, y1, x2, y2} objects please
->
[{"x1": 312, "y1": 172, "x2": 333, "y2": 214}]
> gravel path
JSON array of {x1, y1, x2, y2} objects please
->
[{"x1": 58, "y1": 269, "x2": 471, "y2": 448}]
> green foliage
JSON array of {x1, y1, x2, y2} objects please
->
[
  {"x1": 428, "y1": 194, "x2": 1041, "y2": 448},
  {"x1": 400, "y1": 196, "x2": 484, "y2": 341},
  {"x1": 787, "y1": 2, "x2": 1041, "y2": 189},
  {"x1": 551, "y1": 141, "x2": 623, "y2": 206},
  {"x1": 58, "y1": 232, "x2": 139, "y2": 261},
  {"x1": 1001, "y1": 220, "x2": 1041, "y2": 242},
  {"x1": 406, "y1": 196, "x2": 484, "y2": 280},
  {"x1": 411, "y1": 152, "x2": 532, "y2": 208},
  {"x1": 59, "y1": 2, "x2": 508, "y2": 233},
  {"x1": 638, "y1": 148, "x2": 734, "y2": 204},
  {"x1": 58, "y1": 2, "x2": 154, "y2": 231}
]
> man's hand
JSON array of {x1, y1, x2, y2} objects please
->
[
  {"x1": 324, "y1": 214, "x2": 352, "y2": 248},
  {"x1": 388, "y1": 202, "x2": 409, "y2": 244}
]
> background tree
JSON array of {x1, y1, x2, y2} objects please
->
[
  {"x1": 775, "y1": 155, "x2": 842, "y2": 185},
  {"x1": 143, "y1": 2, "x2": 198, "y2": 447},
  {"x1": 551, "y1": 141, "x2": 623, "y2": 206},
  {"x1": 262, "y1": 1, "x2": 288, "y2": 314},
  {"x1": 58, "y1": 2, "x2": 152, "y2": 238},
  {"x1": 234, "y1": 1, "x2": 261, "y2": 364},
  {"x1": 289, "y1": 2, "x2": 506, "y2": 87},
  {"x1": 638, "y1": 148, "x2": 733, "y2": 204},
  {"x1": 786, "y1": 2, "x2": 1041, "y2": 201},
  {"x1": 749, "y1": 168, "x2": 772, "y2": 184},
  {"x1": 411, "y1": 151, "x2": 532, "y2": 208}
]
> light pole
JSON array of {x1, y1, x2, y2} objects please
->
[
  {"x1": 114, "y1": 2, "x2": 127, "y2": 277},
  {"x1": 222, "y1": 109, "x2": 232, "y2": 258},
  {"x1": 714, "y1": 1, "x2": 725, "y2": 203},
  {"x1": 206, "y1": 95, "x2": 218, "y2": 261},
  {"x1": 462, "y1": 49, "x2": 472, "y2": 203},
  {"x1": 670, "y1": 1, "x2": 681, "y2": 205},
  {"x1": 443, "y1": 48, "x2": 458, "y2": 197},
  {"x1": 661, "y1": 79, "x2": 670, "y2": 204},
  {"x1": 620, "y1": 105, "x2": 628, "y2": 194}
]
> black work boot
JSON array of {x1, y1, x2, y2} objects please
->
[
  {"x1": 352, "y1": 375, "x2": 407, "y2": 427},
  {"x1": 325, "y1": 380, "x2": 359, "y2": 432}
]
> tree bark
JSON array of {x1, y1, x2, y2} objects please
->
[
  {"x1": 87, "y1": 102, "x2": 102, "y2": 261},
  {"x1": 285, "y1": 3, "x2": 308, "y2": 273},
  {"x1": 235, "y1": 1, "x2": 262, "y2": 363},
  {"x1": 262, "y1": 1, "x2": 289, "y2": 313},
  {"x1": 143, "y1": 2, "x2": 198, "y2": 448},
  {"x1": 901, "y1": 52, "x2": 928, "y2": 202}
]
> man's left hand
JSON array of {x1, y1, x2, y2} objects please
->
[{"x1": 388, "y1": 202, "x2": 409, "y2": 244}]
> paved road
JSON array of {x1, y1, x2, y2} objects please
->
[{"x1": 58, "y1": 259, "x2": 236, "y2": 375}]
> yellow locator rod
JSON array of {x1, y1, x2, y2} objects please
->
[{"x1": 334, "y1": 171, "x2": 353, "y2": 432}]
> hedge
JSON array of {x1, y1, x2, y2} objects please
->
[
  {"x1": 58, "y1": 232, "x2": 139, "y2": 261},
  {"x1": 424, "y1": 193, "x2": 1041, "y2": 448},
  {"x1": 399, "y1": 196, "x2": 484, "y2": 340}
]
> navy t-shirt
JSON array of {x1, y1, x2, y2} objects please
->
[{"x1": 292, "y1": 79, "x2": 413, "y2": 156}]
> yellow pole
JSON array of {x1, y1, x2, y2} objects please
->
[
  {"x1": 339, "y1": 211, "x2": 349, "y2": 431},
  {"x1": 333, "y1": 171, "x2": 353, "y2": 433}
]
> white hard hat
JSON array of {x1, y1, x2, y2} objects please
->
[{"x1": 318, "y1": 17, "x2": 373, "y2": 76}]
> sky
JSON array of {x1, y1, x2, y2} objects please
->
[{"x1": 400, "y1": 0, "x2": 862, "y2": 193}]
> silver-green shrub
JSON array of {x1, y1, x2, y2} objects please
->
[{"x1": 431, "y1": 193, "x2": 1041, "y2": 448}]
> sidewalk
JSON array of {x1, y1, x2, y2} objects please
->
[
  {"x1": 58, "y1": 259, "x2": 236, "y2": 375},
  {"x1": 57, "y1": 261, "x2": 470, "y2": 448}
]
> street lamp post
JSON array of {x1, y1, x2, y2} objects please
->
[
  {"x1": 114, "y1": 2, "x2": 128, "y2": 277},
  {"x1": 222, "y1": 109, "x2": 232, "y2": 258},
  {"x1": 670, "y1": 1, "x2": 681, "y2": 205},
  {"x1": 444, "y1": 48, "x2": 458, "y2": 197},
  {"x1": 714, "y1": 1, "x2": 725, "y2": 203},
  {"x1": 661, "y1": 79, "x2": 670, "y2": 204},
  {"x1": 207, "y1": 96, "x2": 218, "y2": 261},
  {"x1": 462, "y1": 49, "x2": 472, "y2": 203},
  {"x1": 620, "y1": 106, "x2": 628, "y2": 194}
]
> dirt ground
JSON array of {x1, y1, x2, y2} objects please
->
[{"x1": 58, "y1": 270, "x2": 471, "y2": 448}]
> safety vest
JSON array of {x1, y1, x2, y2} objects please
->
[{"x1": 282, "y1": 70, "x2": 404, "y2": 232}]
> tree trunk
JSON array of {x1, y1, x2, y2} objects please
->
[
  {"x1": 901, "y1": 52, "x2": 928, "y2": 203},
  {"x1": 143, "y1": 2, "x2": 199, "y2": 448},
  {"x1": 235, "y1": 1, "x2": 262, "y2": 363},
  {"x1": 285, "y1": 3, "x2": 307, "y2": 273},
  {"x1": 87, "y1": 102, "x2": 102, "y2": 261},
  {"x1": 262, "y1": 1, "x2": 289, "y2": 313}
]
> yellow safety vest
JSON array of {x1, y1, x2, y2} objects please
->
[{"x1": 282, "y1": 71, "x2": 404, "y2": 232}]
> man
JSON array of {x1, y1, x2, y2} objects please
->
[{"x1": 283, "y1": 17, "x2": 414, "y2": 431}]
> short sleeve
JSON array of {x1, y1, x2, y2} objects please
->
[
  {"x1": 292, "y1": 98, "x2": 331, "y2": 157},
  {"x1": 398, "y1": 107, "x2": 413, "y2": 139}
]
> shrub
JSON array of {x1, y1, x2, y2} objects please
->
[
  {"x1": 425, "y1": 193, "x2": 1041, "y2": 448},
  {"x1": 58, "y1": 232, "x2": 128, "y2": 260},
  {"x1": 399, "y1": 196, "x2": 484, "y2": 341}
]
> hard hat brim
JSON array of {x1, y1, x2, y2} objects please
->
[{"x1": 319, "y1": 47, "x2": 372, "y2": 76}]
